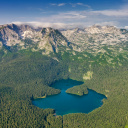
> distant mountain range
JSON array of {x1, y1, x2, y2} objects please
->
[{"x1": 0, "y1": 23, "x2": 128, "y2": 66}]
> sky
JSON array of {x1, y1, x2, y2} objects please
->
[{"x1": 0, "y1": 0, "x2": 128, "y2": 29}]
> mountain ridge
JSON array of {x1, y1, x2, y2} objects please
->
[
  {"x1": 0, "y1": 23, "x2": 128, "y2": 66},
  {"x1": 0, "y1": 24, "x2": 69, "y2": 54}
]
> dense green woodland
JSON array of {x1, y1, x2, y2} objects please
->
[{"x1": 0, "y1": 48, "x2": 128, "y2": 128}]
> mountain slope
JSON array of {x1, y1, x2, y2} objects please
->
[
  {"x1": 61, "y1": 25, "x2": 128, "y2": 52},
  {"x1": 0, "y1": 24, "x2": 69, "y2": 54},
  {"x1": 0, "y1": 24, "x2": 128, "y2": 66}
]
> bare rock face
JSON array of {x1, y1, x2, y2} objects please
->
[
  {"x1": 84, "y1": 25, "x2": 121, "y2": 34},
  {"x1": 0, "y1": 23, "x2": 128, "y2": 55},
  {"x1": 0, "y1": 24, "x2": 20, "y2": 46},
  {"x1": 0, "y1": 24, "x2": 69, "y2": 54},
  {"x1": 61, "y1": 25, "x2": 128, "y2": 52},
  {"x1": 0, "y1": 24, "x2": 36, "y2": 46},
  {"x1": 38, "y1": 27, "x2": 68, "y2": 53}
]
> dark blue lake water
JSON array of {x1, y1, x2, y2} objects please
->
[{"x1": 32, "y1": 79, "x2": 106, "y2": 115}]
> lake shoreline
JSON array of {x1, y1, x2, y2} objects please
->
[{"x1": 32, "y1": 79, "x2": 107, "y2": 116}]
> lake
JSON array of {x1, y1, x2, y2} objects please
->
[{"x1": 32, "y1": 79, "x2": 106, "y2": 115}]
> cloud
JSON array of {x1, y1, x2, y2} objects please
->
[
  {"x1": 58, "y1": 3, "x2": 66, "y2": 6},
  {"x1": 50, "y1": 3, "x2": 56, "y2": 6},
  {"x1": 50, "y1": 3, "x2": 91, "y2": 8},
  {"x1": 92, "y1": 9, "x2": 128, "y2": 16},
  {"x1": 12, "y1": 5, "x2": 128, "y2": 29},
  {"x1": 13, "y1": 21, "x2": 65, "y2": 29},
  {"x1": 95, "y1": 21, "x2": 119, "y2": 27},
  {"x1": 125, "y1": 26, "x2": 128, "y2": 29},
  {"x1": 70, "y1": 3, "x2": 91, "y2": 8},
  {"x1": 12, "y1": 21, "x2": 81, "y2": 29},
  {"x1": 36, "y1": 11, "x2": 87, "y2": 23},
  {"x1": 50, "y1": 3, "x2": 66, "y2": 7},
  {"x1": 12, "y1": 21, "x2": 120, "y2": 30}
]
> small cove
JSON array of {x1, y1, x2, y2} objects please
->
[{"x1": 32, "y1": 79, "x2": 106, "y2": 115}]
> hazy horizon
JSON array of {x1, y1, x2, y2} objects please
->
[{"x1": 0, "y1": 0, "x2": 128, "y2": 29}]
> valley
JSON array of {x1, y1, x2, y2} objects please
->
[{"x1": 0, "y1": 24, "x2": 128, "y2": 127}]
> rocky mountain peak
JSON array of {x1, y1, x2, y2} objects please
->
[
  {"x1": 0, "y1": 24, "x2": 69, "y2": 54},
  {"x1": 41, "y1": 27, "x2": 55, "y2": 36},
  {"x1": 18, "y1": 24, "x2": 34, "y2": 31},
  {"x1": 41, "y1": 27, "x2": 63, "y2": 36},
  {"x1": 85, "y1": 25, "x2": 121, "y2": 34},
  {"x1": 0, "y1": 23, "x2": 128, "y2": 56},
  {"x1": 0, "y1": 24, "x2": 20, "y2": 46},
  {"x1": 38, "y1": 27, "x2": 68, "y2": 54}
]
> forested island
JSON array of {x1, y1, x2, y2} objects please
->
[{"x1": 66, "y1": 84, "x2": 88, "y2": 96}]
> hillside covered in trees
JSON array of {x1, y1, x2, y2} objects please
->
[{"x1": 0, "y1": 48, "x2": 128, "y2": 128}]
